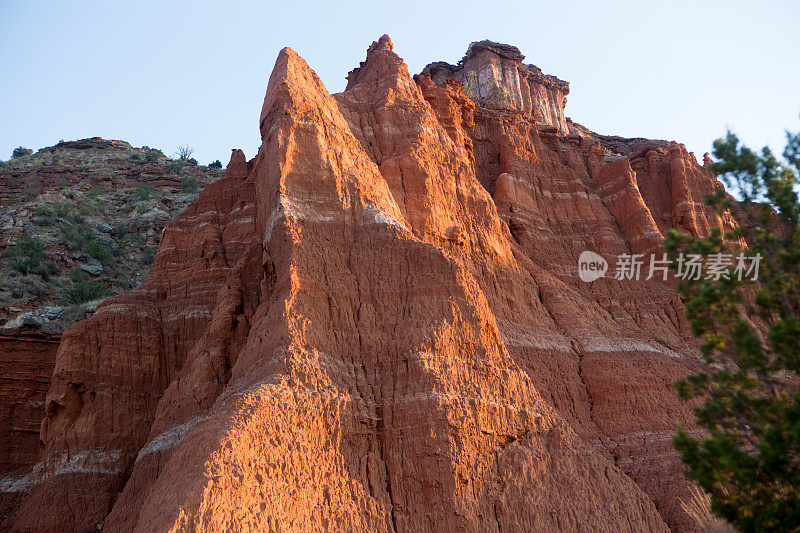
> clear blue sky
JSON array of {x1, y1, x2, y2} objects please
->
[{"x1": 1, "y1": 0, "x2": 798, "y2": 165}]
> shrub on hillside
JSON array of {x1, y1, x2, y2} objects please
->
[
  {"x1": 4, "y1": 236, "x2": 44, "y2": 275},
  {"x1": 77, "y1": 198, "x2": 103, "y2": 216},
  {"x1": 34, "y1": 205, "x2": 54, "y2": 217},
  {"x1": 11, "y1": 147, "x2": 33, "y2": 159},
  {"x1": 176, "y1": 145, "x2": 194, "y2": 161},
  {"x1": 33, "y1": 260, "x2": 59, "y2": 281},
  {"x1": 180, "y1": 176, "x2": 199, "y2": 193},
  {"x1": 52, "y1": 201, "x2": 71, "y2": 218},
  {"x1": 60, "y1": 223, "x2": 95, "y2": 252},
  {"x1": 63, "y1": 274, "x2": 108, "y2": 304},
  {"x1": 136, "y1": 185, "x2": 155, "y2": 200},
  {"x1": 85, "y1": 242, "x2": 112, "y2": 263},
  {"x1": 141, "y1": 246, "x2": 156, "y2": 265},
  {"x1": 60, "y1": 224, "x2": 114, "y2": 264},
  {"x1": 69, "y1": 268, "x2": 86, "y2": 283},
  {"x1": 143, "y1": 147, "x2": 166, "y2": 161}
]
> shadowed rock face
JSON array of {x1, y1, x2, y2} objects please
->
[
  {"x1": 7, "y1": 36, "x2": 740, "y2": 532},
  {"x1": 0, "y1": 328, "x2": 59, "y2": 528}
]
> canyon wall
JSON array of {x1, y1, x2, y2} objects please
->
[
  {"x1": 6, "y1": 37, "x2": 740, "y2": 532},
  {"x1": 0, "y1": 328, "x2": 59, "y2": 529}
]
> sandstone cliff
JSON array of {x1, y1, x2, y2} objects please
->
[
  {"x1": 5, "y1": 37, "x2": 740, "y2": 531},
  {"x1": 0, "y1": 328, "x2": 58, "y2": 529},
  {"x1": 423, "y1": 40, "x2": 571, "y2": 133}
]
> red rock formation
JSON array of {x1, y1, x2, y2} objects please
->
[
  {"x1": 420, "y1": 42, "x2": 738, "y2": 531},
  {"x1": 0, "y1": 328, "x2": 59, "y2": 529},
  {"x1": 423, "y1": 40, "x2": 570, "y2": 133},
  {"x1": 7, "y1": 37, "x2": 742, "y2": 531}
]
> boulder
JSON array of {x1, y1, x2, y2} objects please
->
[
  {"x1": 127, "y1": 208, "x2": 170, "y2": 232},
  {"x1": 79, "y1": 258, "x2": 103, "y2": 276},
  {"x1": 96, "y1": 222, "x2": 114, "y2": 234},
  {"x1": 38, "y1": 307, "x2": 64, "y2": 320}
]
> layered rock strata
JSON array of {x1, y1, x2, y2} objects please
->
[
  {"x1": 0, "y1": 137, "x2": 222, "y2": 199},
  {"x1": 423, "y1": 40, "x2": 571, "y2": 133},
  {"x1": 0, "y1": 328, "x2": 59, "y2": 529}
]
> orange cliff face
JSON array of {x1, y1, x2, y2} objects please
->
[{"x1": 5, "y1": 36, "x2": 740, "y2": 532}]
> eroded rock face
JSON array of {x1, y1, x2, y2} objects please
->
[
  {"x1": 423, "y1": 40, "x2": 570, "y2": 133},
  {"x1": 0, "y1": 328, "x2": 59, "y2": 528},
  {"x1": 8, "y1": 37, "x2": 740, "y2": 531}
]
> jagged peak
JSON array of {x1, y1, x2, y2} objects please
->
[
  {"x1": 367, "y1": 34, "x2": 393, "y2": 53},
  {"x1": 225, "y1": 148, "x2": 249, "y2": 180},
  {"x1": 228, "y1": 148, "x2": 246, "y2": 165},
  {"x1": 344, "y1": 34, "x2": 409, "y2": 91},
  {"x1": 259, "y1": 46, "x2": 331, "y2": 139}
]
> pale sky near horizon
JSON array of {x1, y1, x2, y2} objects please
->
[{"x1": 1, "y1": 0, "x2": 798, "y2": 166}]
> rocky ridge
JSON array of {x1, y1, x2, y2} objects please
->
[
  {"x1": 0, "y1": 139, "x2": 224, "y2": 331},
  {"x1": 3, "y1": 37, "x2": 741, "y2": 531}
]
